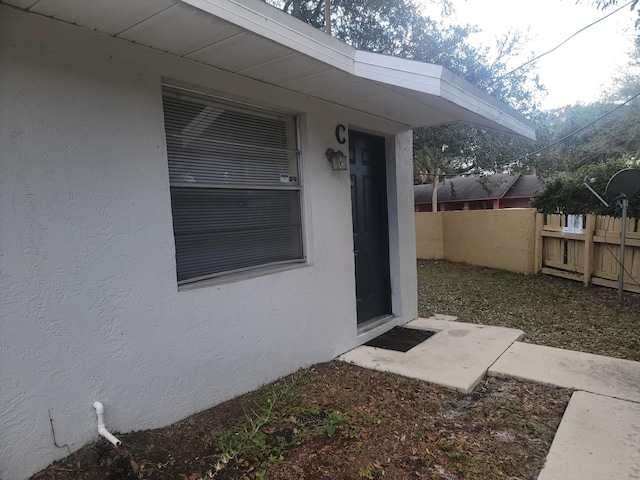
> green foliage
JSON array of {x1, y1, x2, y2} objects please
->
[
  {"x1": 531, "y1": 158, "x2": 640, "y2": 217},
  {"x1": 267, "y1": 1, "x2": 640, "y2": 187},
  {"x1": 579, "y1": 0, "x2": 640, "y2": 29},
  {"x1": 413, "y1": 121, "x2": 539, "y2": 183},
  {"x1": 265, "y1": 0, "x2": 542, "y2": 113},
  {"x1": 531, "y1": 34, "x2": 640, "y2": 178},
  {"x1": 589, "y1": 0, "x2": 640, "y2": 12},
  {"x1": 211, "y1": 376, "x2": 298, "y2": 475},
  {"x1": 323, "y1": 410, "x2": 348, "y2": 436},
  {"x1": 359, "y1": 463, "x2": 382, "y2": 479},
  {"x1": 533, "y1": 98, "x2": 640, "y2": 177},
  {"x1": 266, "y1": 0, "x2": 543, "y2": 179}
]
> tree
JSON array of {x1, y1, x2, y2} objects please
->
[
  {"x1": 528, "y1": 37, "x2": 640, "y2": 179},
  {"x1": 531, "y1": 158, "x2": 640, "y2": 217},
  {"x1": 600, "y1": 39, "x2": 640, "y2": 158},
  {"x1": 264, "y1": 0, "x2": 543, "y2": 184},
  {"x1": 534, "y1": 102, "x2": 633, "y2": 172},
  {"x1": 578, "y1": 0, "x2": 640, "y2": 30},
  {"x1": 588, "y1": 0, "x2": 639, "y2": 10},
  {"x1": 264, "y1": 0, "x2": 542, "y2": 111},
  {"x1": 265, "y1": 0, "x2": 445, "y2": 54}
]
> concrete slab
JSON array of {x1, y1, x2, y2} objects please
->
[
  {"x1": 489, "y1": 342, "x2": 640, "y2": 403},
  {"x1": 537, "y1": 391, "x2": 640, "y2": 480},
  {"x1": 340, "y1": 317, "x2": 524, "y2": 393}
]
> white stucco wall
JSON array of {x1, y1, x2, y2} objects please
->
[{"x1": 0, "y1": 7, "x2": 418, "y2": 479}]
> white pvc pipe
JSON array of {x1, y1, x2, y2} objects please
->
[{"x1": 92, "y1": 401, "x2": 121, "y2": 446}]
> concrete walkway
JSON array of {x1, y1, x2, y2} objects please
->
[
  {"x1": 489, "y1": 341, "x2": 640, "y2": 403},
  {"x1": 341, "y1": 315, "x2": 523, "y2": 393},
  {"x1": 339, "y1": 315, "x2": 640, "y2": 480},
  {"x1": 537, "y1": 391, "x2": 640, "y2": 480}
]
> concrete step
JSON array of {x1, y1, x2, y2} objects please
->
[
  {"x1": 489, "y1": 342, "x2": 640, "y2": 403},
  {"x1": 537, "y1": 391, "x2": 640, "y2": 480},
  {"x1": 340, "y1": 316, "x2": 523, "y2": 393}
]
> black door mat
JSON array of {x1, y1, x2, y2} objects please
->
[{"x1": 364, "y1": 326, "x2": 436, "y2": 352}]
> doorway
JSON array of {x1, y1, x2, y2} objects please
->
[{"x1": 349, "y1": 131, "x2": 392, "y2": 325}]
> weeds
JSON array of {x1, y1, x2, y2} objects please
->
[
  {"x1": 209, "y1": 374, "x2": 299, "y2": 476},
  {"x1": 442, "y1": 446, "x2": 495, "y2": 479},
  {"x1": 34, "y1": 363, "x2": 571, "y2": 480},
  {"x1": 359, "y1": 463, "x2": 382, "y2": 479},
  {"x1": 323, "y1": 410, "x2": 347, "y2": 436}
]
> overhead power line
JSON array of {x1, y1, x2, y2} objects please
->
[
  {"x1": 522, "y1": 89, "x2": 640, "y2": 159},
  {"x1": 418, "y1": 90, "x2": 640, "y2": 178},
  {"x1": 418, "y1": 0, "x2": 639, "y2": 177},
  {"x1": 493, "y1": 0, "x2": 633, "y2": 84}
]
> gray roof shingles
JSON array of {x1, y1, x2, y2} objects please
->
[{"x1": 414, "y1": 174, "x2": 541, "y2": 204}]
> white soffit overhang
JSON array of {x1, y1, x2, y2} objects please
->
[{"x1": 3, "y1": 0, "x2": 536, "y2": 139}]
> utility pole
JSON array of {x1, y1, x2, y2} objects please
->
[{"x1": 325, "y1": 0, "x2": 331, "y2": 35}]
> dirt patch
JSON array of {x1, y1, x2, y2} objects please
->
[{"x1": 33, "y1": 362, "x2": 570, "y2": 480}]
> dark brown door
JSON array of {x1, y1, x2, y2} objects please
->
[{"x1": 349, "y1": 131, "x2": 391, "y2": 325}]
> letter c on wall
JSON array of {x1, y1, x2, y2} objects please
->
[{"x1": 335, "y1": 124, "x2": 346, "y2": 144}]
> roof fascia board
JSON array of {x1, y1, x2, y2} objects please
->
[
  {"x1": 181, "y1": 0, "x2": 355, "y2": 71},
  {"x1": 165, "y1": 0, "x2": 537, "y2": 139},
  {"x1": 353, "y1": 50, "x2": 444, "y2": 94},
  {"x1": 438, "y1": 70, "x2": 536, "y2": 139},
  {"x1": 354, "y1": 51, "x2": 535, "y2": 140}
]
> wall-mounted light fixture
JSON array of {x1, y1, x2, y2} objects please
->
[{"x1": 326, "y1": 148, "x2": 347, "y2": 171}]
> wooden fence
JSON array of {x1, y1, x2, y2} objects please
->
[{"x1": 537, "y1": 213, "x2": 640, "y2": 293}]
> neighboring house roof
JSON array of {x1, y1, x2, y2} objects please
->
[
  {"x1": 505, "y1": 174, "x2": 543, "y2": 198},
  {"x1": 1, "y1": 0, "x2": 536, "y2": 139},
  {"x1": 414, "y1": 174, "x2": 541, "y2": 204}
]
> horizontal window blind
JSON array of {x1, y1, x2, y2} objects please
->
[{"x1": 162, "y1": 86, "x2": 303, "y2": 284}]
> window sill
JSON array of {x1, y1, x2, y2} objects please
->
[{"x1": 177, "y1": 261, "x2": 309, "y2": 291}]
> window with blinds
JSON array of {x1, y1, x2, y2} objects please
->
[{"x1": 162, "y1": 86, "x2": 304, "y2": 285}]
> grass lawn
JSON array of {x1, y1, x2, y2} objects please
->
[{"x1": 417, "y1": 259, "x2": 640, "y2": 361}]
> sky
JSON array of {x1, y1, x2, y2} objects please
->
[{"x1": 420, "y1": 0, "x2": 637, "y2": 109}]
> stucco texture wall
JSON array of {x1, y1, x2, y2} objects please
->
[
  {"x1": 415, "y1": 209, "x2": 537, "y2": 274},
  {"x1": 415, "y1": 212, "x2": 444, "y2": 260},
  {"x1": 0, "y1": 7, "x2": 417, "y2": 479}
]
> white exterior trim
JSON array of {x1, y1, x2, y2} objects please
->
[
  {"x1": 181, "y1": 0, "x2": 535, "y2": 139},
  {"x1": 182, "y1": 0, "x2": 355, "y2": 70},
  {"x1": 0, "y1": 0, "x2": 535, "y2": 138}
]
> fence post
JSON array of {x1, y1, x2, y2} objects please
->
[
  {"x1": 583, "y1": 213, "x2": 596, "y2": 287},
  {"x1": 534, "y1": 212, "x2": 543, "y2": 274}
]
